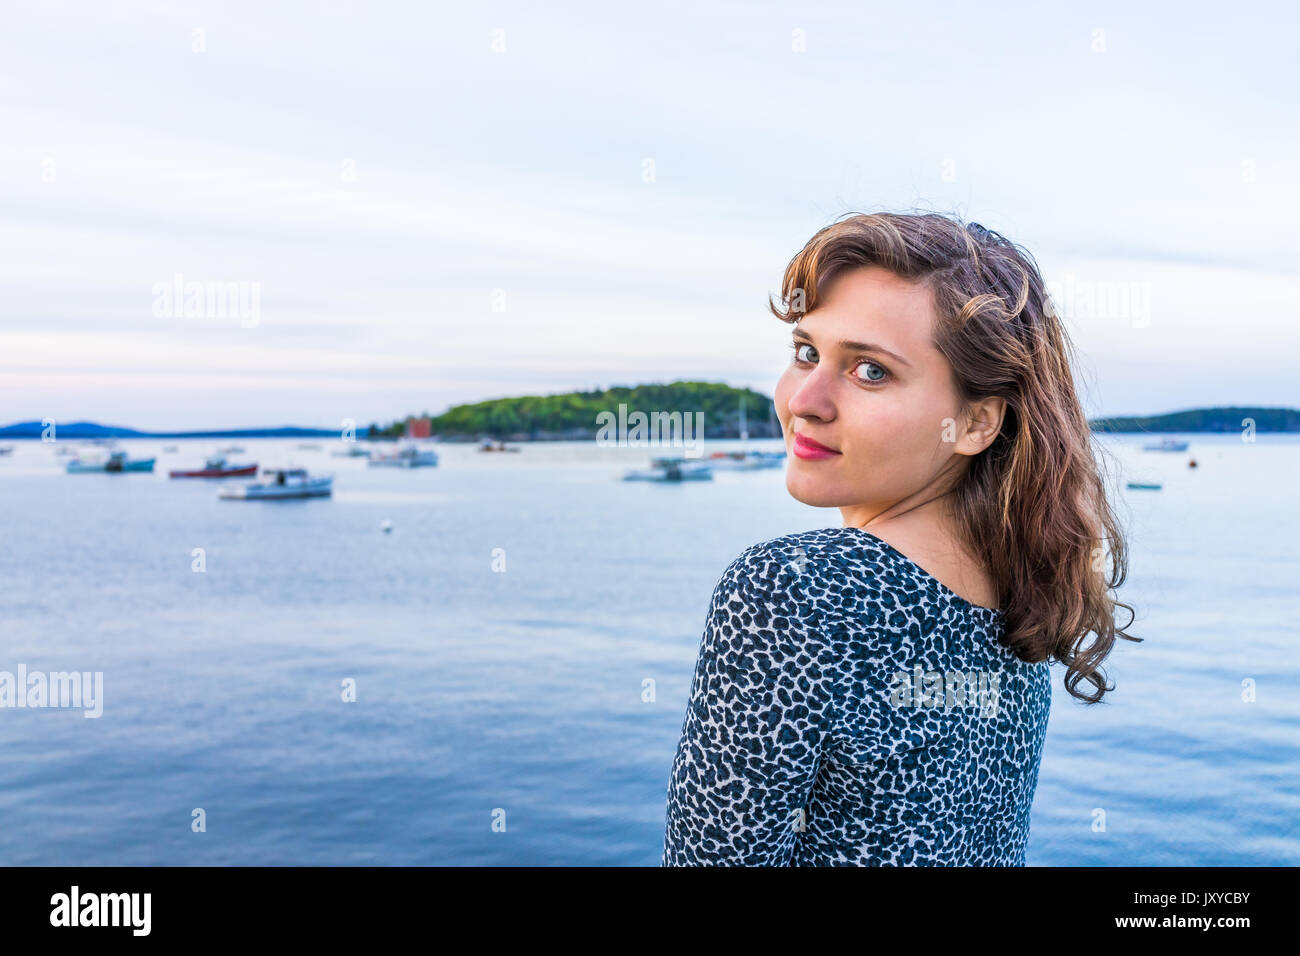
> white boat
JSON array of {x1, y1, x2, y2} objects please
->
[
  {"x1": 331, "y1": 444, "x2": 372, "y2": 458},
  {"x1": 220, "y1": 468, "x2": 333, "y2": 499},
  {"x1": 706, "y1": 398, "x2": 786, "y2": 469},
  {"x1": 623, "y1": 457, "x2": 713, "y2": 482},
  {"x1": 1142, "y1": 437, "x2": 1189, "y2": 452},
  {"x1": 66, "y1": 449, "x2": 156, "y2": 473},
  {"x1": 708, "y1": 449, "x2": 786, "y2": 471},
  {"x1": 368, "y1": 443, "x2": 439, "y2": 468}
]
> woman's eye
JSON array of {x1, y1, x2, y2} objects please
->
[
  {"x1": 794, "y1": 343, "x2": 817, "y2": 363},
  {"x1": 853, "y1": 360, "x2": 888, "y2": 383}
]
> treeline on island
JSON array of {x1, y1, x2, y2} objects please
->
[
  {"x1": 1089, "y1": 406, "x2": 1300, "y2": 433},
  {"x1": 368, "y1": 382, "x2": 779, "y2": 441},
  {"x1": 6, "y1": 397, "x2": 1289, "y2": 443},
  {"x1": 368, "y1": 389, "x2": 1300, "y2": 442}
]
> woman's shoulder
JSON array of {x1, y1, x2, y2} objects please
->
[
  {"x1": 716, "y1": 526, "x2": 896, "y2": 611},
  {"x1": 701, "y1": 531, "x2": 867, "y2": 689},
  {"x1": 725, "y1": 526, "x2": 893, "y2": 578},
  {"x1": 719, "y1": 526, "x2": 1000, "y2": 634}
]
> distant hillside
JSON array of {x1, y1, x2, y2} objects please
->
[
  {"x1": 9, "y1": 403, "x2": 1293, "y2": 444},
  {"x1": 1089, "y1": 406, "x2": 1300, "y2": 433},
  {"x1": 0, "y1": 421, "x2": 148, "y2": 439},
  {"x1": 377, "y1": 382, "x2": 780, "y2": 441},
  {"x1": 0, "y1": 421, "x2": 339, "y2": 439},
  {"x1": 381, "y1": 392, "x2": 1300, "y2": 441}
]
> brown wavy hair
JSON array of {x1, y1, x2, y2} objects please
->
[{"x1": 768, "y1": 211, "x2": 1138, "y2": 704}]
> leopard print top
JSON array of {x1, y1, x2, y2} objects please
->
[{"x1": 662, "y1": 526, "x2": 1052, "y2": 866}]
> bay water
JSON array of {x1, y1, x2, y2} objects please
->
[{"x1": 0, "y1": 434, "x2": 1295, "y2": 865}]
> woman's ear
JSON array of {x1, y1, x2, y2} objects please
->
[{"x1": 960, "y1": 396, "x2": 1006, "y2": 454}]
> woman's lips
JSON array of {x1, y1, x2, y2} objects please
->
[{"x1": 793, "y1": 433, "x2": 841, "y2": 460}]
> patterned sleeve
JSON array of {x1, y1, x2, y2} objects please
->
[{"x1": 662, "y1": 542, "x2": 838, "y2": 866}]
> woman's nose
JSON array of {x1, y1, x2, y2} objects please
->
[{"x1": 787, "y1": 365, "x2": 836, "y2": 423}]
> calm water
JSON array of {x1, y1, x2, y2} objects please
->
[{"x1": 0, "y1": 434, "x2": 1296, "y2": 865}]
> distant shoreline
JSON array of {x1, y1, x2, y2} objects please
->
[
  {"x1": 0, "y1": 424, "x2": 340, "y2": 441},
  {"x1": 381, "y1": 383, "x2": 1300, "y2": 441},
  {"x1": 3, "y1": 403, "x2": 1296, "y2": 442},
  {"x1": 1088, "y1": 405, "x2": 1299, "y2": 434}
]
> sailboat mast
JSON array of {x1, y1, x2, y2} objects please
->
[{"x1": 739, "y1": 396, "x2": 748, "y2": 442}]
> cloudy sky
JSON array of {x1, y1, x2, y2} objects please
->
[{"x1": 2, "y1": 0, "x2": 1296, "y2": 430}]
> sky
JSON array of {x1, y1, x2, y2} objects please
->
[{"x1": 1, "y1": 0, "x2": 1297, "y2": 430}]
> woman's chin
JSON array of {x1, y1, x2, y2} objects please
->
[{"x1": 785, "y1": 471, "x2": 844, "y2": 508}]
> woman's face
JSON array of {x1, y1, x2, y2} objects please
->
[{"x1": 773, "y1": 265, "x2": 973, "y2": 522}]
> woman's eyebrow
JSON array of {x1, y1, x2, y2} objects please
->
[{"x1": 791, "y1": 327, "x2": 913, "y2": 368}]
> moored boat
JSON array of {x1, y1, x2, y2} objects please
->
[
  {"x1": 169, "y1": 455, "x2": 259, "y2": 478},
  {"x1": 705, "y1": 398, "x2": 785, "y2": 470},
  {"x1": 1126, "y1": 481, "x2": 1163, "y2": 490},
  {"x1": 368, "y1": 443, "x2": 439, "y2": 468},
  {"x1": 1142, "y1": 438, "x2": 1189, "y2": 452},
  {"x1": 708, "y1": 449, "x2": 785, "y2": 471},
  {"x1": 219, "y1": 469, "x2": 333, "y2": 499},
  {"x1": 623, "y1": 457, "x2": 713, "y2": 482},
  {"x1": 66, "y1": 450, "x2": 156, "y2": 473}
]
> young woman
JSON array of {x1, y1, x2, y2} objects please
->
[{"x1": 662, "y1": 212, "x2": 1137, "y2": 866}]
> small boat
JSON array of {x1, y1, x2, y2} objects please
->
[
  {"x1": 1126, "y1": 481, "x2": 1163, "y2": 490},
  {"x1": 368, "y1": 443, "x2": 439, "y2": 468},
  {"x1": 478, "y1": 438, "x2": 521, "y2": 453},
  {"x1": 623, "y1": 457, "x2": 713, "y2": 482},
  {"x1": 296, "y1": 442, "x2": 323, "y2": 451},
  {"x1": 0, "y1": 445, "x2": 13, "y2": 457},
  {"x1": 708, "y1": 449, "x2": 785, "y2": 471},
  {"x1": 66, "y1": 450, "x2": 156, "y2": 473},
  {"x1": 169, "y1": 455, "x2": 259, "y2": 478},
  {"x1": 218, "y1": 445, "x2": 245, "y2": 454},
  {"x1": 331, "y1": 444, "x2": 372, "y2": 457},
  {"x1": 1143, "y1": 438, "x2": 1189, "y2": 452},
  {"x1": 705, "y1": 399, "x2": 785, "y2": 470},
  {"x1": 162, "y1": 445, "x2": 179, "y2": 453},
  {"x1": 220, "y1": 469, "x2": 333, "y2": 500}
]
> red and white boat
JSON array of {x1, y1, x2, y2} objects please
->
[{"x1": 169, "y1": 454, "x2": 259, "y2": 479}]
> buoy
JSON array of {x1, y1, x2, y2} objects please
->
[
  {"x1": 381, "y1": 519, "x2": 393, "y2": 533},
  {"x1": 1188, "y1": 458, "x2": 1197, "y2": 468}
]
